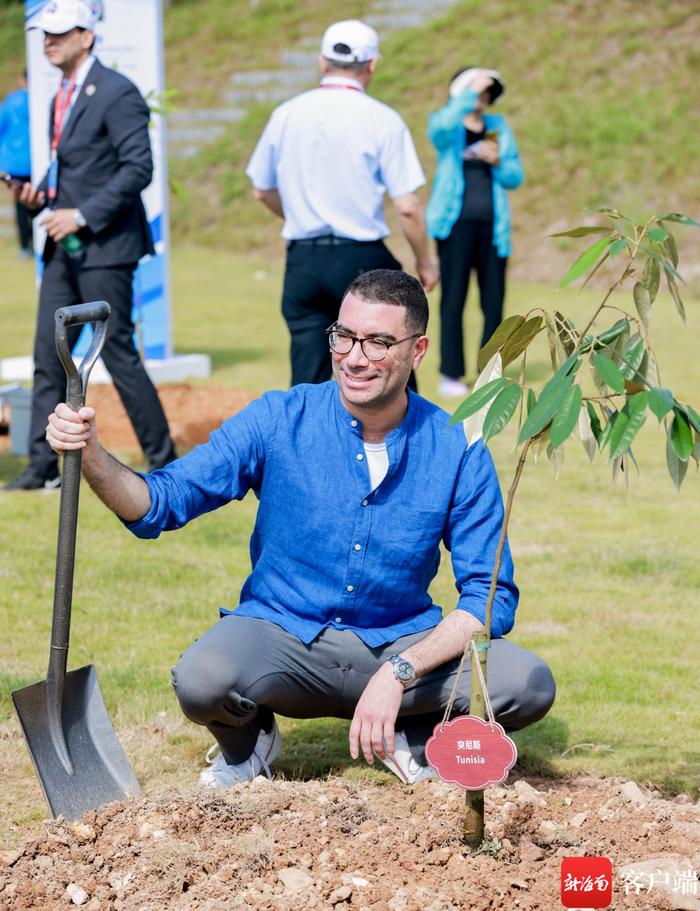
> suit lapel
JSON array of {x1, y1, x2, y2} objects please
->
[{"x1": 58, "y1": 58, "x2": 102, "y2": 150}]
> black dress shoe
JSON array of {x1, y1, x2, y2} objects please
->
[{"x1": 3, "y1": 466, "x2": 61, "y2": 491}]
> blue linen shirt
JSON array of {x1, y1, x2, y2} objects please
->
[{"x1": 126, "y1": 382, "x2": 518, "y2": 645}]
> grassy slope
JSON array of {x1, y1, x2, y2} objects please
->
[
  {"x1": 2, "y1": 1, "x2": 698, "y2": 277},
  {"x1": 0, "y1": 241, "x2": 698, "y2": 845},
  {"x1": 161, "y1": 0, "x2": 700, "y2": 277}
]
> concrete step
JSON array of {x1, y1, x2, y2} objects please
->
[
  {"x1": 222, "y1": 86, "x2": 303, "y2": 105},
  {"x1": 230, "y1": 69, "x2": 312, "y2": 87},
  {"x1": 169, "y1": 107, "x2": 247, "y2": 124}
]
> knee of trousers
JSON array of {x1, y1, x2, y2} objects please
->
[
  {"x1": 500, "y1": 661, "x2": 557, "y2": 731},
  {"x1": 171, "y1": 644, "x2": 256, "y2": 728}
]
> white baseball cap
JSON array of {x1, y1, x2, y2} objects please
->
[
  {"x1": 449, "y1": 67, "x2": 505, "y2": 103},
  {"x1": 321, "y1": 20, "x2": 380, "y2": 64},
  {"x1": 26, "y1": 0, "x2": 100, "y2": 35}
]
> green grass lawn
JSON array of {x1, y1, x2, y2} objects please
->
[{"x1": 0, "y1": 240, "x2": 698, "y2": 847}]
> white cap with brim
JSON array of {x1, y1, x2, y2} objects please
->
[
  {"x1": 321, "y1": 19, "x2": 380, "y2": 64},
  {"x1": 26, "y1": 0, "x2": 99, "y2": 34},
  {"x1": 449, "y1": 67, "x2": 505, "y2": 103}
]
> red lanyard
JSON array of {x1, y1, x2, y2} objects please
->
[
  {"x1": 319, "y1": 81, "x2": 362, "y2": 93},
  {"x1": 51, "y1": 73, "x2": 77, "y2": 151}
]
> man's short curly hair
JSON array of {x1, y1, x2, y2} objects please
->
[{"x1": 344, "y1": 269, "x2": 429, "y2": 335}]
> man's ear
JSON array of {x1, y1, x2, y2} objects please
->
[
  {"x1": 319, "y1": 54, "x2": 330, "y2": 74},
  {"x1": 411, "y1": 335, "x2": 429, "y2": 371}
]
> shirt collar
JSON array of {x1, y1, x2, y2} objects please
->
[
  {"x1": 319, "y1": 75, "x2": 365, "y2": 93},
  {"x1": 332, "y1": 381, "x2": 416, "y2": 444},
  {"x1": 72, "y1": 54, "x2": 96, "y2": 89}
]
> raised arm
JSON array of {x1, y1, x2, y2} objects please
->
[{"x1": 46, "y1": 403, "x2": 151, "y2": 521}]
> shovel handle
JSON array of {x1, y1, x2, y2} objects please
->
[{"x1": 48, "y1": 302, "x2": 111, "y2": 683}]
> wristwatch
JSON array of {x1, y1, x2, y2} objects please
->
[
  {"x1": 388, "y1": 654, "x2": 416, "y2": 687},
  {"x1": 73, "y1": 209, "x2": 87, "y2": 228}
]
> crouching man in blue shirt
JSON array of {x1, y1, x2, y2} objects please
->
[{"x1": 46, "y1": 269, "x2": 555, "y2": 786}]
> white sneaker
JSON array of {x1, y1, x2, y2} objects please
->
[
  {"x1": 438, "y1": 376, "x2": 470, "y2": 398},
  {"x1": 199, "y1": 721, "x2": 282, "y2": 788},
  {"x1": 376, "y1": 732, "x2": 436, "y2": 785}
]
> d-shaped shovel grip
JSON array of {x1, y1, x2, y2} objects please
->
[{"x1": 49, "y1": 302, "x2": 111, "y2": 685}]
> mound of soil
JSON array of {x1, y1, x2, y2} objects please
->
[
  {"x1": 2, "y1": 776, "x2": 698, "y2": 910},
  {"x1": 86, "y1": 384, "x2": 255, "y2": 453}
]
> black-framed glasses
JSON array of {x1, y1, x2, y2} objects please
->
[{"x1": 325, "y1": 324, "x2": 421, "y2": 362}]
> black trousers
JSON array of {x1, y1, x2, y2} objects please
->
[
  {"x1": 28, "y1": 247, "x2": 176, "y2": 475},
  {"x1": 437, "y1": 219, "x2": 507, "y2": 380},
  {"x1": 281, "y1": 238, "x2": 414, "y2": 387},
  {"x1": 13, "y1": 176, "x2": 32, "y2": 252}
]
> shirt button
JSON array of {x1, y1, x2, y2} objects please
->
[
  {"x1": 354, "y1": 543, "x2": 361, "y2": 551},
  {"x1": 351, "y1": 420, "x2": 358, "y2": 427},
  {"x1": 362, "y1": 499, "x2": 368, "y2": 506},
  {"x1": 335, "y1": 617, "x2": 343, "y2": 623},
  {"x1": 356, "y1": 453, "x2": 364, "y2": 461},
  {"x1": 346, "y1": 584, "x2": 354, "y2": 592}
]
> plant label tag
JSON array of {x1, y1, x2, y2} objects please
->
[{"x1": 425, "y1": 715, "x2": 517, "y2": 790}]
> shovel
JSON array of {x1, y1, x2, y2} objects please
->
[{"x1": 12, "y1": 301, "x2": 141, "y2": 821}]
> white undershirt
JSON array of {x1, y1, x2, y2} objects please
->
[{"x1": 363, "y1": 441, "x2": 389, "y2": 491}]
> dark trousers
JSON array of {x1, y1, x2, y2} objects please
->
[
  {"x1": 13, "y1": 177, "x2": 32, "y2": 252},
  {"x1": 437, "y1": 219, "x2": 507, "y2": 379},
  {"x1": 28, "y1": 248, "x2": 176, "y2": 476},
  {"x1": 173, "y1": 616, "x2": 556, "y2": 765},
  {"x1": 281, "y1": 239, "x2": 415, "y2": 388}
]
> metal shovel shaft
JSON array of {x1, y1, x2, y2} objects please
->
[{"x1": 45, "y1": 302, "x2": 110, "y2": 775}]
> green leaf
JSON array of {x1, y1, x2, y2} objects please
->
[
  {"x1": 686, "y1": 405, "x2": 700, "y2": 435},
  {"x1": 609, "y1": 237, "x2": 629, "y2": 257},
  {"x1": 641, "y1": 246, "x2": 684, "y2": 283},
  {"x1": 646, "y1": 225, "x2": 669, "y2": 242},
  {"x1": 518, "y1": 373, "x2": 574, "y2": 443},
  {"x1": 642, "y1": 350, "x2": 659, "y2": 388},
  {"x1": 655, "y1": 212, "x2": 700, "y2": 228},
  {"x1": 500, "y1": 316, "x2": 544, "y2": 368},
  {"x1": 670, "y1": 409, "x2": 693, "y2": 461},
  {"x1": 450, "y1": 377, "x2": 507, "y2": 424},
  {"x1": 618, "y1": 334, "x2": 645, "y2": 381},
  {"x1": 578, "y1": 404, "x2": 597, "y2": 462},
  {"x1": 633, "y1": 282, "x2": 652, "y2": 329},
  {"x1": 476, "y1": 315, "x2": 525, "y2": 373},
  {"x1": 640, "y1": 256, "x2": 661, "y2": 303},
  {"x1": 598, "y1": 408, "x2": 618, "y2": 451},
  {"x1": 549, "y1": 226, "x2": 612, "y2": 238},
  {"x1": 648, "y1": 387, "x2": 674, "y2": 421},
  {"x1": 589, "y1": 207, "x2": 626, "y2": 220},
  {"x1": 579, "y1": 318, "x2": 629, "y2": 355},
  {"x1": 663, "y1": 233, "x2": 679, "y2": 268},
  {"x1": 559, "y1": 236, "x2": 612, "y2": 288},
  {"x1": 585, "y1": 401, "x2": 603, "y2": 443},
  {"x1": 666, "y1": 271, "x2": 686, "y2": 323},
  {"x1": 592, "y1": 352, "x2": 626, "y2": 393},
  {"x1": 549, "y1": 384, "x2": 582, "y2": 449},
  {"x1": 482, "y1": 384, "x2": 522, "y2": 442},
  {"x1": 543, "y1": 312, "x2": 559, "y2": 370},
  {"x1": 527, "y1": 387, "x2": 536, "y2": 415},
  {"x1": 666, "y1": 431, "x2": 688, "y2": 491},
  {"x1": 609, "y1": 392, "x2": 649, "y2": 460}
]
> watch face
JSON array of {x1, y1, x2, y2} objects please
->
[{"x1": 394, "y1": 660, "x2": 415, "y2": 682}]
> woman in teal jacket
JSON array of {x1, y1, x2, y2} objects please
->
[{"x1": 426, "y1": 68, "x2": 523, "y2": 396}]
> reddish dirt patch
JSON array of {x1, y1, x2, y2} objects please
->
[
  {"x1": 85, "y1": 384, "x2": 255, "y2": 454},
  {"x1": 2, "y1": 776, "x2": 698, "y2": 910}
]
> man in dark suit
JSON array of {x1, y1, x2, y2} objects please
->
[{"x1": 4, "y1": 0, "x2": 175, "y2": 491}]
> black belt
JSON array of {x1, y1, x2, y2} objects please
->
[{"x1": 287, "y1": 235, "x2": 383, "y2": 249}]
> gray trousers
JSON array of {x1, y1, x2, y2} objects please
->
[{"x1": 172, "y1": 615, "x2": 556, "y2": 765}]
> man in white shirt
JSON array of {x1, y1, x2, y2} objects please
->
[{"x1": 247, "y1": 19, "x2": 439, "y2": 387}]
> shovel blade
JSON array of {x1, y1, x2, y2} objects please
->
[{"x1": 12, "y1": 664, "x2": 141, "y2": 821}]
